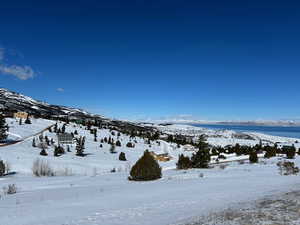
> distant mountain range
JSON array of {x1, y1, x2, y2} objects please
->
[{"x1": 138, "y1": 117, "x2": 300, "y2": 127}]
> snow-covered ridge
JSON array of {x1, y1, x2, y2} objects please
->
[{"x1": 0, "y1": 88, "x2": 97, "y2": 118}]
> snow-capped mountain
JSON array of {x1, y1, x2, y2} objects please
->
[
  {"x1": 0, "y1": 88, "x2": 156, "y2": 133},
  {"x1": 0, "y1": 88, "x2": 98, "y2": 119}
]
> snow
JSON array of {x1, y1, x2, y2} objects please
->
[
  {"x1": 156, "y1": 123, "x2": 300, "y2": 148},
  {"x1": 1, "y1": 119, "x2": 300, "y2": 225},
  {"x1": 5, "y1": 118, "x2": 55, "y2": 141}
]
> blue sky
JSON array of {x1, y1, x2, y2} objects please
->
[{"x1": 0, "y1": 0, "x2": 300, "y2": 121}]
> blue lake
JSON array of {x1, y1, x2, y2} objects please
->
[{"x1": 190, "y1": 124, "x2": 300, "y2": 139}]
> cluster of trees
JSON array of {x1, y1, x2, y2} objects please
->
[
  {"x1": 177, "y1": 136, "x2": 211, "y2": 169},
  {"x1": 177, "y1": 139, "x2": 299, "y2": 170}
]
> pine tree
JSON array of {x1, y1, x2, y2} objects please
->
[
  {"x1": 197, "y1": 135, "x2": 209, "y2": 149},
  {"x1": 191, "y1": 136, "x2": 210, "y2": 168},
  {"x1": 76, "y1": 137, "x2": 85, "y2": 156},
  {"x1": 0, "y1": 160, "x2": 5, "y2": 176},
  {"x1": 32, "y1": 138, "x2": 36, "y2": 147},
  {"x1": 191, "y1": 148, "x2": 211, "y2": 168},
  {"x1": 264, "y1": 145, "x2": 276, "y2": 158},
  {"x1": 116, "y1": 140, "x2": 121, "y2": 147},
  {"x1": 40, "y1": 149, "x2": 48, "y2": 156},
  {"x1": 61, "y1": 124, "x2": 66, "y2": 133},
  {"x1": 176, "y1": 154, "x2": 191, "y2": 169},
  {"x1": 249, "y1": 151, "x2": 258, "y2": 163},
  {"x1": 129, "y1": 150, "x2": 162, "y2": 181},
  {"x1": 0, "y1": 114, "x2": 8, "y2": 142},
  {"x1": 25, "y1": 115, "x2": 31, "y2": 124},
  {"x1": 285, "y1": 145, "x2": 296, "y2": 159},
  {"x1": 119, "y1": 152, "x2": 126, "y2": 161},
  {"x1": 19, "y1": 118, "x2": 22, "y2": 125}
]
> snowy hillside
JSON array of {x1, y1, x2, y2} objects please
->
[
  {"x1": 0, "y1": 88, "x2": 96, "y2": 118},
  {"x1": 1, "y1": 118, "x2": 300, "y2": 225}
]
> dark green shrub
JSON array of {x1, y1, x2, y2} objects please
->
[
  {"x1": 40, "y1": 149, "x2": 48, "y2": 156},
  {"x1": 191, "y1": 149, "x2": 211, "y2": 168},
  {"x1": 249, "y1": 151, "x2": 258, "y2": 163},
  {"x1": 116, "y1": 140, "x2": 121, "y2": 147},
  {"x1": 264, "y1": 145, "x2": 276, "y2": 158},
  {"x1": 176, "y1": 154, "x2": 191, "y2": 169},
  {"x1": 0, "y1": 160, "x2": 5, "y2": 176},
  {"x1": 119, "y1": 152, "x2": 126, "y2": 161},
  {"x1": 126, "y1": 142, "x2": 134, "y2": 148},
  {"x1": 284, "y1": 146, "x2": 296, "y2": 159},
  {"x1": 129, "y1": 150, "x2": 162, "y2": 181}
]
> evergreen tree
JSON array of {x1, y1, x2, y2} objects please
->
[
  {"x1": 40, "y1": 149, "x2": 48, "y2": 156},
  {"x1": 197, "y1": 135, "x2": 209, "y2": 149},
  {"x1": 119, "y1": 152, "x2": 126, "y2": 161},
  {"x1": 249, "y1": 151, "x2": 258, "y2": 163},
  {"x1": 191, "y1": 148, "x2": 211, "y2": 168},
  {"x1": 76, "y1": 137, "x2": 85, "y2": 156},
  {"x1": 129, "y1": 150, "x2": 162, "y2": 181},
  {"x1": 0, "y1": 114, "x2": 8, "y2": 142},
  {"x1": 126, "y1": 142, "x2": 134, "y2": 148},
  {"x1": 285, "y1": 145, "x2": 296, "y2": 159},
  {"x1": 32, "y1": 138, "x2": 36, "y2": 147},
  {"x1": 176, "y1": 154, "x2": 191, "y2": 169},
  {"x1": 264, "y1": 145, "x2": 276, "y2": 158},
  {"x1": 0, "y1": 160, "x2": 5, "y2": 176},
  {"x1": 116, "y1": 140, "x2": 121, "y2": 147},
  {"x1": 191, "y1": 136, "x2": 210, "y2": 168},
  {"x1": 25, "y1": 115, "x2": 31, "y2": 124},
  {"x1": 61, "y1": 124, "x2": 66, "y2": 133},
  {"x1": 19, "y1": 118, "x2": 22, "y2": 125}
]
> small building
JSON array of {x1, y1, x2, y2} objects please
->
[
  {"x1": 150, "y1": 151, "x2": 172, "y2": 162},
  {"x1": 57, "y1": 133, "x2": 74, "y2": 145},
  {"x1": 14, "y1": 112, "x2": 29, "y2": 119},
  {"x1": 183, "y1": 144, "x2": 196, "y2": 152}
]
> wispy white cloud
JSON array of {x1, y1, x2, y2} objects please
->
[
  {"x1": 57, "y1": 88, "x2": 65, "y2": 92},
  {"x1": 0, "y1": 47, "x2": 36, "y2": 80},
  {"x1": 0, "y1": 64, "x2": 35, "y2": 80}
]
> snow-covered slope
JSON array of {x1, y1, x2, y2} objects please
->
[
  {"x1": 1, "y1": 119, "x2": 300, "y2": 225},
  {"x1": 0, "y1": 88, "x2": 95, "y2": 118}
]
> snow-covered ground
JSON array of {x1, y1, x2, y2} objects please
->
[
  {"x1": 5, "y1": 118, "x2": 55, "y2": 141},
  {"x1": 1, "y1": 157, "x2": 300, "y2": 225},
  {"x1": 1, "y1": 119, "x2": 300, "y2": 225},
  {"x1": 156, "y1": 124, "x2": 300, "y2": 147}
]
